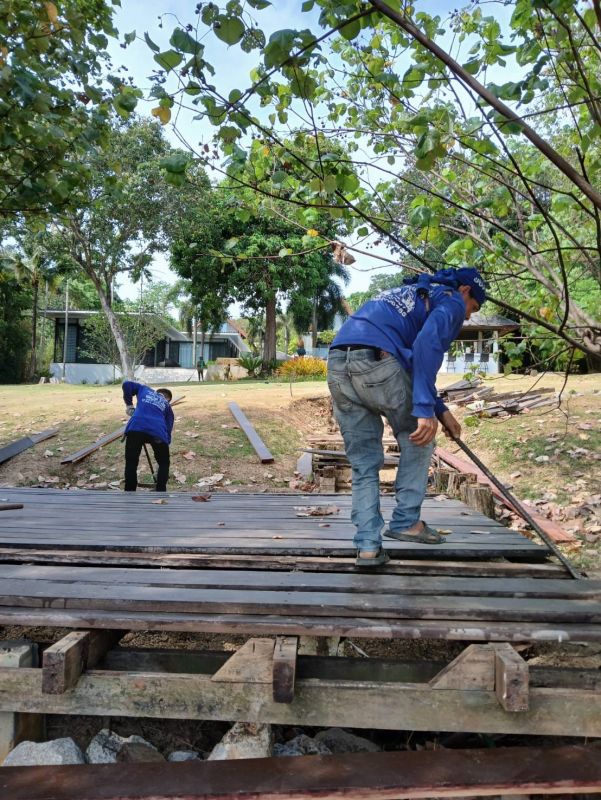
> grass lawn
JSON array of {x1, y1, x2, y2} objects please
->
[{"x1": 0, "y1": 372, "x2": 599, "y2": 570}]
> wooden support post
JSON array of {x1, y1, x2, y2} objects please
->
[
  {"x1": 429, "y1": 645, "x2": 495, "y2": 690},
  {"x1": 0, "y1": 641, "x2": 43, "y2": 762},
  {"x1": 42, "y1": 630, "x2": 122, "y2": 695},
  {"x1": 467, "y1": 485, "x2": 496, "y2": 520},
  {"x1": 272, "y1": 636, "x2": 298, "y2": 704},
  {"x1": 494, "y1": 643, "x2": 529, "y2": 712},
  {"x1": 211, "y1": 638, "x2": 274, "y2": 685}
]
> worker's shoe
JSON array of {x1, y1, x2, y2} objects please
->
[
  {"x1": 384, "y1": 521, "x2": 444, "y2": 545},
  {"x1": 355, "y1": 548, "x2": 390, "y2": 568}
]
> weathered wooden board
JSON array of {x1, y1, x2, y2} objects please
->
[
  {"x1": 228, "y1": 402, "x2": 274, "y2": 463},
  {"x1": 0, "y1": 428, "x2": 59, "y2": 466},
  {"x1": 1, "y1": 668, "x2": 600, "y2": 737},
  {"x1": 1, "y1": 746, "x2": 600, "y2": 800}
]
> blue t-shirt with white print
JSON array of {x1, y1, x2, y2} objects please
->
[
  {"x1": 122, "y1": 381, "x2": 174, "y2": 444},
  {"x1": 331, "y1": 284, "x2": 465, "y2": 418}
]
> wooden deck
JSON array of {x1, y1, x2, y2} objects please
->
[
  {"x1": 0, "y1": 487, "x2": 546, "y2": 558},
  {"x1": 0, "y1": 488, "x2": 597, "y2": 643}
]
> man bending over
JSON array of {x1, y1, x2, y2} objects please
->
[
  {"x1": 327, "y1": 267, "x2": 486, "y2": 567},
  {"x1": 122, "y1": 381, "x2": 174, "y2": 492}
]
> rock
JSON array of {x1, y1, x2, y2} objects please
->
[
  {"x1": 168, "y1": 750, "x2": 203, "y2": 762},
  {"x1": 86, "y1": 730, "x2": 158, "y2": 764},
  {"x1": 273, "y1": 734, "x2": 332, "y2": 758},
  {"x1": 117, "y1": 742, "x2": 165, "y2": 763},
  {"x1": 314, "y1": 728, "x2": 380, "y2": 754},
  {"x1": 3, "y1": 738, "x2": 85, "y2": 767},
  {"x1": 208, "y1": 722, "x2": 272, "y2": 761}
]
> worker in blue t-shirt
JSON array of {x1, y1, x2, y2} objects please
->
[
  {"x1": 122, "y1": 381, "x2": 175, "y2": 492},
  {"x1": 327, "y1": 267, "x2": 486, "y2": 567}
]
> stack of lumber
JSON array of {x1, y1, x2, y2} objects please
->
[{"x1": 440, "y1": 379, "x2": 558, "y2": 417}]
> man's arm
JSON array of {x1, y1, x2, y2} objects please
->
[{"x1": 122, "y1": 381, "x2": 142, "y2": 411}]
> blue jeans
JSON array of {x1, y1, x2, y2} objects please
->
[{"x1": 327, "y1": 348, "x2": 434, "y2": 552}]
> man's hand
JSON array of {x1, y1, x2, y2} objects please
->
[
  {"x1": 438, "y1": 409, "x2": 461, "y2": 440},
  {"x1": 125, "y1": 405, "x2": 135, "y2": 418},
  {"x1": 409, "y1": 417, "x2": 438, "y2": 446}
]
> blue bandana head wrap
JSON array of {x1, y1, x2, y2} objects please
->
[{"x1": 403, "y1": 267, "x2": 487, "y2": 307}]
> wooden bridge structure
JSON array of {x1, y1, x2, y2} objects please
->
[{"x1": 0, "y1": 487, "x2": 600, "y2": 798}]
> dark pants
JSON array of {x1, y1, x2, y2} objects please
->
[{"x1": 124, "y1": 431, "x2": 170, "y2": 492}]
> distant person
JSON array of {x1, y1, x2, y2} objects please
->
[
  {"x1": 296, "y1": 339, "x2": 306, "y2": 357},
  {"x1": 196, "y1": 356, "x2": 206, "y2": 382},
  {"x1": 122, "y1": 381, "x2": 174, "y2": 493},
  {"x1": 327, "y1": 267, "x2": 486, "y2": 567}
]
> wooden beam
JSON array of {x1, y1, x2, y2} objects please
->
[
  {"x1": 272, "y1": 636, "x2": 298, "y2": 704},
  {"x1": 228, "y1": 402, "x2": 274, "y2": 463},
  {"x1": 1, "y1": 667, "x2": 601, "y2": 737},
  {"x1": 494, "y1": 643, "x2": 529, "y2": 712},
  {"x1": 1, "y1": 745, "x2": 601, "y2": 799},
  {"x1": 0, "y1": 428, "x2": 58, "y2": 466},
  {"x1": 42, "y1": 630, "x2": 122, "y2": 694}
]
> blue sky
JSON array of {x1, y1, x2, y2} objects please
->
[{"x1": 108, "y1": 0, "x2": 514, "y2": 305}]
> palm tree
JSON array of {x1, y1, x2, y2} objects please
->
[
  {"x1": 276, "y1": 307, "x2": 296, "y2": 355},
  {"x1": 289, "y1": 260, "x2": 351, "y2": 348}
]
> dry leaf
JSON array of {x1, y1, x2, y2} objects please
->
[
  {"x1": 318, "y1": 523, "x2": 330, "y2": 528},
  {"x1": 196, "y1": 473, "x2": 224, "y2": 487},
  {"x1": 437, "y1": 528, "x2": 452, "y2": 534},
  {"x1": 182, "y1": 451, "x2": 196, "y2": 460},
  {"x1": 294, "y1": 505, "x2": 340, "y2": 517},
  {"x1": 151, "y1": 499, "x2": 168, "y2": 505},
  {"x1": 217, "y1": 521, "x2": 226, "y2": 527},
  {"x1": 191, "y1": 495, "x2": 211, "y2": 503}
]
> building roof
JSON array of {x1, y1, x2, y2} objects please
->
[{"x1": 462, "y1": 312, "x2": 519, "y2": 331}]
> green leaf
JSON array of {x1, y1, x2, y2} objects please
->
[
  {"x1": 124, "y1": 30, "x2": 136, "y2": 45},
  {"x1": 271, "y1": 170, "x2": 287, "y2": 184},
  {"x1": 170, "y1": 27, "x2": 202, "y2": 54},
  {"x1": 278, "y1": 248, "x2": 292, "y2": 257},
  {"x1": 340, "y1": 17, "x2": 361, "y2": 41},
  {"x1": 154, "y1": 50, "x2": 183, "y2": 70},
  {"x1": 357, "y1": 226, "x2": 369, "y2": 236},
  {"x1": 161, "y1": 153, "x2": 190, "y2": 174},
  {"x1": 301, "y1": 0, "x2": 315, "y2": 9},
  {"x1": 214, "y1": 16, "x2": 245, "y2": 46},
  {"x1": 144, "y1": 32, "x2": 160, "y2": 52},
  {"x1": 409, "y1": 205, "x2": 433, "y2": 227}
]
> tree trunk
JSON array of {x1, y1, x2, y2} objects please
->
[
  {"x1": 263, "y1": 296, "x2": 277, "y2": 367},
  {"x1": 200, "y1": 329, "x2": 206, "y2": 362},
  {"x1": 88, "y1": 270, "x2": 134, "y2": 379},
  {"x1": 312, "y1": 301, "x2": 318, "y2": 349},
  {"x1": 29, "y1": 279, "x2": 39, "y2": 380}
]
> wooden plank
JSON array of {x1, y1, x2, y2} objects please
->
[
  {"x1": 0, "y1": 428, "x2": 58, "y2": 465},
  {"x1": 60, "y1": 396, "x2": 185, "y2": 464},
  {"x1": 0, "y1": 565, "x2": 595, "y2": 599},
  {"x1": 436, "y1": 447, "x2": 576, "y2": 544},
  {"x1": 42, "y1": 630, "x2": 122, "y2": 694},
  {"x1": 2, "y1": 746, "x2": 601, "y2": 800},
  {"x1": 272, "y1": 635, "x2": 298, "y2": 703},
  {"x1": 228, "y1": 402, "x2": 274, "y2": 463},
  {"x1": 0, "y1": 548, "x2": 566, "y2": 578},
  {"x1": 1, "y1": 577, "x2": 599, "y2": 623},
  {"x1": 1, "y1": 668, "x2": 601, "y2": 737},
  {"x1": 494, "y1": 643, "x2": 529, "y2": 712},
  {"x1": 0, "y1": 606, "x2": 599, "y2": 643}
]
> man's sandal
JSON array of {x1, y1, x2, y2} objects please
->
[
  {"x1": 384, "y1": 522, "x2": 444, "y2": 545},
  {"x1": 355, "y1": 549, "x2": 390, "y2": 567}
]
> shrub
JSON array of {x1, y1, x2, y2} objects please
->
[
  {"x1": 278, "y1": 356, "x2": 327, "y2": 379},
  {"x1": 238, "y1": 353, "x2": 263, "y2": 377}
]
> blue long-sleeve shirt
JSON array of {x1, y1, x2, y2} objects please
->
[
  {"x1": 331, "y1": 285, "x2": 466, "y2": 418},
  {"x1": 122, "y1": 381, "x2": 174, "y2": 444}
]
